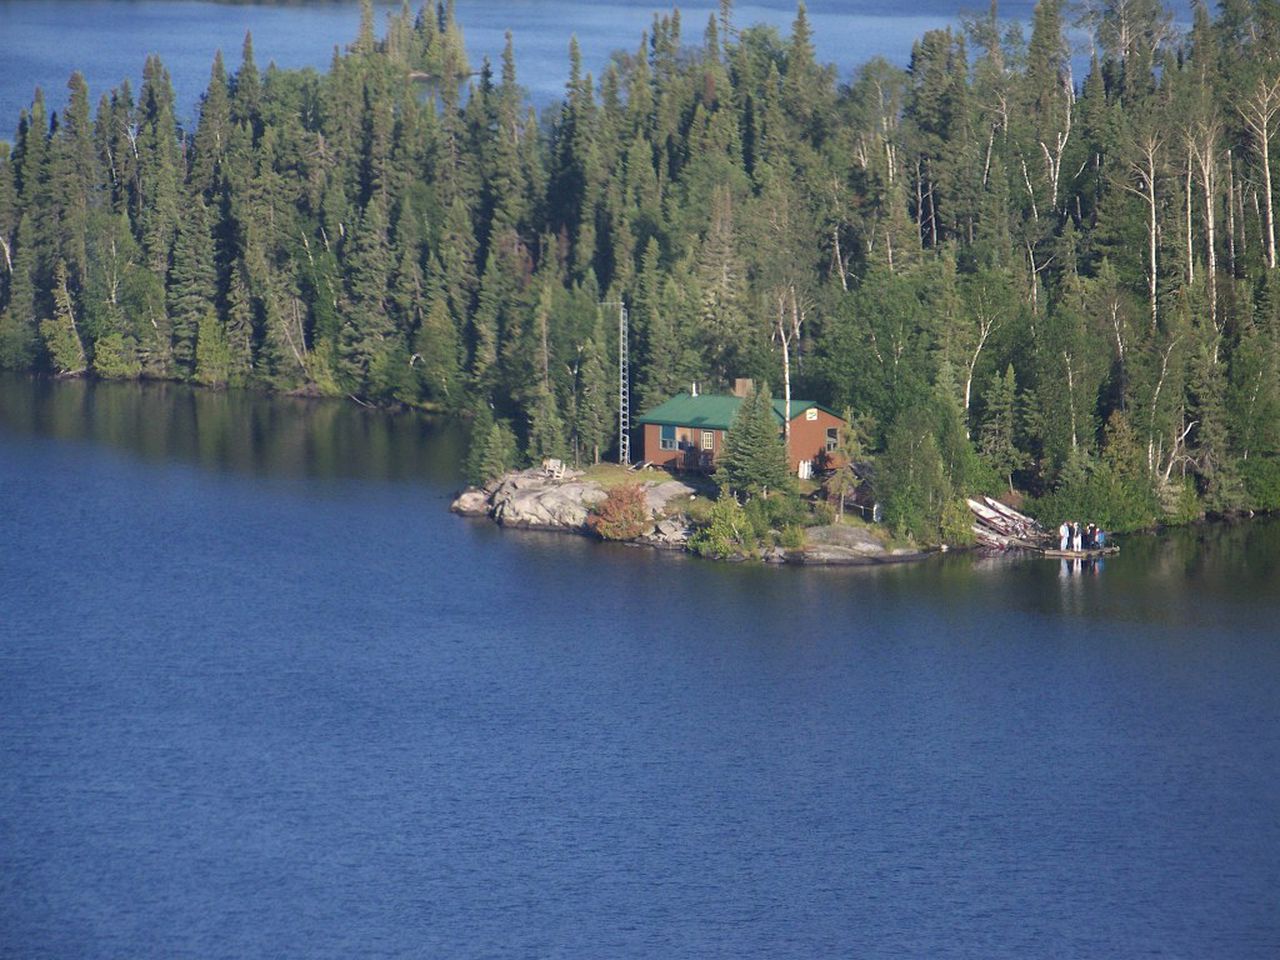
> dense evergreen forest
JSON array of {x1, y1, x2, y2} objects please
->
[{"x1": 3, "y1": 0, "x2": 1280, "y2": 535}]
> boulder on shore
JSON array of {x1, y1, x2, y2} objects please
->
[
  {"x1": 450, "y1": 487, "x2": 491, "y2": 517},
  {"x1": 644, "y1": 515, "x2": 694, "y2": 549}
]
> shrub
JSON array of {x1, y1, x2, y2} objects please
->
[
  {"x1": 92, "y1": 332, "x2": 142, "y2": 380},
  {"x1": 780, "y1": 525, "x2": 806, "y2": 550},
  {"x1": 809, "y1": 500, "x2": 836, "y2": 526},
  {"x1": 587, "y1": 483, "x2": 651, "y2": 541},
  {"x1": 689, "y1": 492, "x2": 756, "y2": 559},
  {"x1": 743, "y1": 497, "x2": 772, "y2": 541},
  {"x1": 1240, "y1": 457, "x2": 1280, "y2": 512},
  {"x1": 763, "y1": 492, "x2": 808, "y2": 530}
]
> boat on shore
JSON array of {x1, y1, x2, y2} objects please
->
[{"x1": 967, "y1": 496, "x2": 1120, "y2": 558}]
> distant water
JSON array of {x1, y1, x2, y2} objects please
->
[
  {"x1": 1, "y1": 0, "x2": 1182, "y2": 138},
  {"x1": 1, "y1": 374, "x2": 1277, "y2": 959}
]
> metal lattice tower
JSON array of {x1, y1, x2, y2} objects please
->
[{"x1": 616, "y1": 302, "x2": 631, "y2": 465}]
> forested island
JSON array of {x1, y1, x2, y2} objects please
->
[{"x1": 2, "y1": 0, "x2": 1279, "y2": 547}]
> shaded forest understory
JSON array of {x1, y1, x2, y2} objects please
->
[{"x1": 3, "y1": 0, "x2": 1280, "y2": 539}]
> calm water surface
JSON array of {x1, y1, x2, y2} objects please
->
[{"x1": 1, "y1": 374, "x2": 1277, "y2": 958}]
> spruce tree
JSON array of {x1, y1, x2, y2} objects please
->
[
  {"x1": 573, "y1": 332, "x2": 612, "y2": 464},
  {"x1": 414, "y1": 268, "x2": 463, "y2": 406},
  {"x1": 167, "y1": 198, "x2": 217, "y2": 376},
  {"x1": 979, "y1": 364, "x2": 1022, "y2": 493},
  {"x1": 716, "y1": 382, "x2": 790, "y2": 497}
]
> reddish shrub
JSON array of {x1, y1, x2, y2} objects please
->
[{"x1": 587, "y1": 483, "x2": 651, "y2": 540}]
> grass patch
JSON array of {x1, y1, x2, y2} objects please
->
[{"x1": 581, "y1": 462, "x2": 667, "y2": 489}]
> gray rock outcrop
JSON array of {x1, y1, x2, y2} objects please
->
[
  {"x1": 488, "y1": 472, "x2": 607, "y2": 531},
  {"x1": 452, "y1": 470, "x2": 701, "y2": 536},
  {"x1": 452, "y1": 470, "x2": 937, "y2": 566},
  {"x1": 450, "y1": 487, "x2": 491, "y2": 517},
  {"x1": 644, "y1": 516, "x2": 694, "y2": 549},
  {"x1": 644, "y1": 480, "x2": 698, "y2": 514},
  {"x1": 795, "y1": 524, "x2": 891, "y2": 564}
]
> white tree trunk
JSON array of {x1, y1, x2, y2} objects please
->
[{"x1": 1240, "y1": 75, "x2": 1280, "y2": 269}]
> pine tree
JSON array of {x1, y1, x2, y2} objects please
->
[
  {"x1": 190, "y1": 51, "x2": 231, "y2": 196},
  {"x1": 231, "y1": 32, "x2": 262, "y2": 131},
  {"x1": 979, "y1": 364, "x2": 1022, "y2": 492},
  {"x1": 525, "y1": 382, "x2": 569, "y2": 462},
  {"x1": 339, "y1": 193, "x2": 395, "y2": 388},
  {"x1": 50, "y1": 72, "x2": 97, "y2": 296},
  {"x1": 0, "y1": 213, "x2": 40, "y2": 368},
  {"x1": 573, "y1": 332, "x2": 612, "y2": 464},
  {"x1": 39, "y1": 261, "x2": 86, "y2": 375},
  {"x1": 167, "y1": 198, "x2": 217, "y2": 376},
  {"x1": 194, "y1": 310, "x2": 232, "y2": 387},
  {"x1": 137, "y1": 55, "x2": 180, "y2": 274},
  {"x1": 476, "y1": 417, "x2": 520, "y2": 483},
  {"x1": 414, "y1": 268, "x2": 463, "y2": 406},
  {"x1": 716, "y1": 382, "x2": 790, "y2": 497}
]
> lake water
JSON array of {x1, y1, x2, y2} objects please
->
[
  {"x1": 3, "y1": 0, "x2": 1192, "y2": 138},
  {"x1": 1, "y1": 373, "x2": 1277, "y2": 958}
]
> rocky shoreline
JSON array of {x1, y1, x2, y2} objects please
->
[{"x1": 451, "y1": 467, "x2": 935, "y2": 566}]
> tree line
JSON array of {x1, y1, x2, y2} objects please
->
[{"x1": 2, "y1": 0, "x2": 1280, "y2": 534}]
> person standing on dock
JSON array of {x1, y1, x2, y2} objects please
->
[
  {"x1": 1059, "y1": 520, "x2": 1070, "y2": 551},
  {"x1": 1073, "y1": 521, "x2": 1082, "y2": 551}
]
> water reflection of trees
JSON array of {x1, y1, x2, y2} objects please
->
[{"x1": 0, "y1": 374, "x2": 465, "y2": 486}]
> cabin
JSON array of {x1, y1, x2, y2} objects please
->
[{"x1": 635, "y1": 386, "x2": 844, "y2": 477}]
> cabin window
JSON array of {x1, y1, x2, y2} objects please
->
[
  {"x1": 660, "y1": 424, "x2": 676, "y2": 450},
  {"x1": 701, "y1": 430, "x2": 715, "y2": 451},
  {"x1": 826, "y1": 427, "x2": 839, "y2": 452}
]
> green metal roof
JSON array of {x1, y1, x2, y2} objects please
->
[{"x1": 634, "y1": 393, "x2": 838, "y2": 430}]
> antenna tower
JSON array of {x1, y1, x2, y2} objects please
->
[{"x1": 603, "y1": 300, "x2": 630, "y2": 465}]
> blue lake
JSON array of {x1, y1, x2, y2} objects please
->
[{"x1": 1, "y1": 374, "x2": 1277, "y2": 958}]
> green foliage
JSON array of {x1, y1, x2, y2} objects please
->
[
  {"x1": 1163, "y1": 478, "x2": 1204, "y2": 527},
  {"x1": 39, "y1": 262, "x2": 86, "y2": 375},
  {"x1": 1239, "y1": 458, "x2": 1280, "y2": 513},
  {"x1": 464, "y1": 410, "x2": 520, "y2": 486},
  {"x1": 1027, "y1": 461, "x2": 1160, "y2": 533},
  {"x1": 940, "y1": 498, "x2": 976, "y2": 546},
  {"x1": 0, "y1": 0, "x2": 1275, "y2": 539},
  {"x1": 715, "y1": 382, "x2": 791, "y2": 497},
  {"x1": 525, "y1": 385, "x2": 569, "y2": 462},
  {"x1": 194, "y1": 312, "x2": 231, "y2": 387},
  {"x1": 875, "y1": 390, "x2": 989, "y2": 544},
  {"x1": 92, "y1": 332, "x2": 142, "y2": 380},
  {"x1": 688, "y1": 490, "x2": 756, "y2": 559},
  {"x1": 979, "y1": 365, "x2": 1022, "y2": 492},
  {"x1": 572, "y1": 334, "x2": 612, "y2": 465},
  {"x1": 587, "y1": 483, "x2": 650, "y2": 540},
  {"x1": 878, "y1": 404, "x2": 949, "y2": 542},
  {"x1": 779, "y1": 524, "x2": 806, "y2": 550}
]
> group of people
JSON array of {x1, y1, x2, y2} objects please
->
[{"x1": 1058, "y1": 520, "x2": 1106, "y2": 552}]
